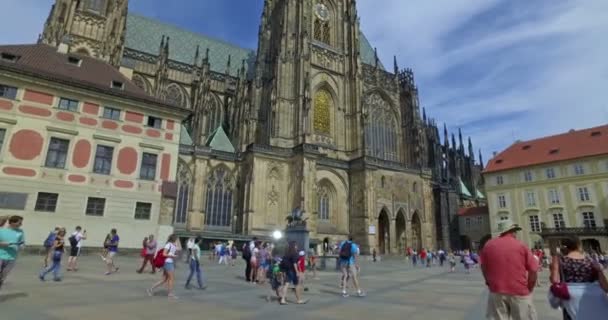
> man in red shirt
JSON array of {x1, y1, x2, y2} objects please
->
[{"x1": 480, "y1": 220, "x2": 538, "y2": 320}]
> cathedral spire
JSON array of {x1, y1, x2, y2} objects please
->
[
  {"x1": 393, "y1": 55, "x2": 398, "y2": 75},
  {"x1": 193, "y1": 45, "x2": 200, "y2": 67},
  {"x1": 226, "y1": 54, "x2": 232, "y2": 75},
  {"x1": 479, "y1": 149, "x2": 484, "y2": 169},
  {"x1": 468, "y1": 136, "x2": 474, "y2": 160},
  {"x1": 204, "y1": 48, "x2": 210, "y2": 64},
  {"x1": 451, "y1": 133, "x2": 456, "y2": 152},
  {"x1": 374, "y1": 47, "x2": 379, "y2": 68},
  {"x1": 422, "y1": 107, "x2": 427, "y2": 123},
  {"x1": 458, "y1": 128, "x2": 464, "y2": 151},
  {"x1": 443, "y1": 123, "x2": 448, "y2": 147},
  {"x1": 159, "y1": 35, "x2": 165, "y2": 54}
]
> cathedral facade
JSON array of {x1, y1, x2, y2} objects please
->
[{"x1": 40, "y1": 0, "x2": 485, "y2": 253}]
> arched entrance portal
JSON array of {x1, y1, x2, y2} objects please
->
[
  {"x1": 396, "y1": 210, "x2": 406, "y2": 255},
  {"x1": 378, "y1": 210, "x2": 390, "y2": 254},
  {"x1": 411, "y1": 211, "x2": 422, "y2": 250}
]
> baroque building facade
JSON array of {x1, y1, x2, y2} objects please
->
[{"x1": 39, "y1": 0, "x2": 485, "y2": 253}]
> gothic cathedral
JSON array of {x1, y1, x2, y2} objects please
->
[{"x1": 40, "y1": 0, "x2": 486, "y2": 253}]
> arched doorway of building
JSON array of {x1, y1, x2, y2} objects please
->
[
  {"x1": 396, "y1": 210, "x2": 406, "y2": 255},
  {"x1": 582, "y1": 238, "x2": 601, "y2": 253},
  {"x1": 411, "y1": 211, "x2": 422, "y2": 250},
  {"x1": 378, "y1": 209, "x2": 390, "y2": 255}
]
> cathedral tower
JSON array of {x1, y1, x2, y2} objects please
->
[
  {"x1": 252, "y1": 0, "x2": 362, "y2": 151},
  {"x1": 40, "y1": 0, "x2": 128, "y2": 67}
]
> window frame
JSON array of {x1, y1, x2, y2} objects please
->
[
  {"x1": 497, "y1": 194, "x2": 507, "y2": 208},
  {"x1": 0, "y1": 83, "x2": 18, "y2": 100},
  {"x1": 139, "y1": 152, "x2": 158, "y2": 180},
  {"x1": 529, "y1": 215, "x2": 541, "y2": 233},
  {"x1": 44, "y1": 137, "x2": 70, "y2": 169},
  {"x1": 523, "y1": 171, "x2": 533, "y2": 182},
  {"x1": 546, "y1": 167, "x2": 556, "y2": 179},
  {"x1": 582, "y1": 211, "x2": 596, "y2": 228},
  {"x1": 577, "y1": 186, "x2": 590, "y2": 202},
  {"x1": 147, "y1": 116, "x2": 162, "y2": 129},
  {"x1": 85, "y1": 197, "x2": 106, "y2": 216},
  {"x1": 134, "y1": 202, "x2": 152, "y2": 220},
  {"x1": 102, "y1": 106, "x2": 121, "y2": 120},
  {"x1": 525, "y1": 191, "x2": 536, "y2": 207},
  {"x1": 0, "y1": 128, "x2": 6, "y2": 154},
  {"x1": 552, "y1": 212, "x2": 566, "y2": 229},
  {"x1": 57, "y1": 97, "x2": 79, "y2": 112},
  {"x1": 573, "y1": 163, "x2": 585, "y2": 175},
  {"x1": 34, "y1": 192, "x2": 59, "y2": 212},
  {"x1": 93, "y1": 144, "x2": 114, "y2": 175},
  {"x1": 548, "y1": 188, "x2": 560, "y2": 205},
  {"x1": 496, "y1": 175, "x2": 504, "y2": 185}
]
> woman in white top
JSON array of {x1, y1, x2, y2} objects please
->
[{"x1": 148, "y1": 234, "x2": 179, "y2": 299}]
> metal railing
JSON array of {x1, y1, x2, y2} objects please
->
[{"x1": 540, "y1": 227, "x2": 608, "y2": 237}]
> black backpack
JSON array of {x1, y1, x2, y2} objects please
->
[
  {"x1": 68, "y1": 234, "x2": 78, "y2": 247},
  {"x1": 242, "y1": 243, "x2": 251, "y2": 260},
  {"x1": 339, "y1": 241, "x2": 352, "y2": 260}
]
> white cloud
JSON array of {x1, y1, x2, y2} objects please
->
[{"x1": 358, "y1": 0, "x2": 608, "y2": 160}]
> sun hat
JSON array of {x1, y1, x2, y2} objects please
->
[{"x1": 496, "y1": 219, "x2": 522, "y2": 235}]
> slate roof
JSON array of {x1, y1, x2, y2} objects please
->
[
  {"x1": 206, "y1": 126, "x2": 235, "y2": 153},
  {"x1": 459, "y1": 178, "x2": 472, "y2": 197},
  {"x1": 0, "y1": 43, "x2": 188, "y2": 114},
  {"x1": 484, "y1": 124, "x2": 608, "y2": 173},
  {"x1": 125, "y1": 13, "x2": 383, "y2": 75}
]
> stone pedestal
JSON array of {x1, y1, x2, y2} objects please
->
[{"x1": 285, "y1": 223, "x2": 310, "y2": 255}]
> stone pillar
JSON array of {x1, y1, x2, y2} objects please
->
[{"x1": 389, "y1": 218, "x2": 397, "y2": 254}]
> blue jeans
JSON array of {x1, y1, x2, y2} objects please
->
[
  {"x1": 40, "y1": 251, "x2": 62, "y2": 280},
  {"x1": 185, "y1": 259, "x2": 204, "y2": 288}
]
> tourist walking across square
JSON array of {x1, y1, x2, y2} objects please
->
[
  {"x1": 148, "y1": 234, "x2": 179, "y2": 299},
  {"x1": 137, "y1": 234, "x2": 157, "y2": 274},
  {"x1": 480, "y1": 220, "x2": 538, "y2": 320},
  {"x1": 42, "y1": 226, "x2": 59, "y2": 268},
  {"x1": 104, "y1": 229, "x2": 120, "y2": 275},
  {"x1": 67, "y1": 226, "x2": 86, "y2": 272},
  {"x1": 339, "y1": 235, "x2": 365, "y2": 297},
  {"x1": 39, "y1": 227, "x2": 65, "y2": 282},
  {"x1": 0, "y1": 215, "x2": 25, "y2": 290},
  {"x1": 185, "y1": 237, "x2": 206, "y2": 290}
]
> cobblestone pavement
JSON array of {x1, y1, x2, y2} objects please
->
[{"x1": 1, "y1": 255, "x2": 561, "y2": 320}]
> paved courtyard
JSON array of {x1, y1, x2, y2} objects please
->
[{"x1": 1, "y1": 255, "x2": 561, "y2": 320}]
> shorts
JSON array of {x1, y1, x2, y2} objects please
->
[
  {"x1": 164, "y1": 261, "x2": 175, "y2": 272},
  {"x1": 70, "y1": 246, "x2": 80, "y2": 257},
  {"x1": 341, "y1": 262, "x2": 357, "y2": 277},
  {"x1": 486, "y1": 293, "x2": 536, "y2": 320},
  {"x1": 285, "y1": 270, "x2": 299, "y2": 285},
  {"x1": 271, "y1": 275, "x2": 282, "y2": 290},
  {"x1": 107, "y1": 251, "x2": 117, "y2": 259}
]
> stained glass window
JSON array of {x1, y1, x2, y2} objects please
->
[
  {"x1": 205, "y1": 96, "x2": 222, "y2": 136},
  {"x1": 314, "y1": 19, "x2": 330, "y2": 44},
  {"x1": 318, "y1": 185, "x2": 330, "y2": 221},
  {"x1": 164, "y1": 84, "x2": 186, "y2": 108},
  {"x1": 314, "y1": 89, "x2": 332, "y2": 135},
  {"x1": 204, "y1": 168, "x2": 233, "y2": 227},
  {"x1": 364, "y1": 92, "x2": 399, "y2": 161}
]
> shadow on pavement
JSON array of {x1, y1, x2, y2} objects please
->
[{"x1": 0, "y1": 292, "x2": 28, "y2": 303}]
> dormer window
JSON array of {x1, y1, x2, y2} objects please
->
[
  {"x1": 590, "y1": 131, "x2": 601, "y2": 137},
  {"x1": 522, "y1": 145, "x2": 531, "y2": 150},
  {"x1": 1, "y1": 52, "x2": 19, "y2": 63},
  {"x1": 549, "y1": 148, "x2": 559, "y2": 155},
  {"x1": 111, "y1": 80, "x2": 124, "y2": 90},
  {"x1": 67, "y1": 56, "x2": 82, "y2": 66}
]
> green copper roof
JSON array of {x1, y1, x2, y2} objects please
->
[
  {"x1": 459, "y1": 178, "x2": 472, "y2": 198},
  {"x1": 476, "y1": 189, "x2": 485, "y2": 199},
  {"x1": 125, "y1": 14, "x2": 382, "y2": 75},
  {"x1": 206, "y1": 126, "x2": 235, "y2": 153},
  {"x1": 180, "y1": 124, "x2": 193, "y2": 145}
]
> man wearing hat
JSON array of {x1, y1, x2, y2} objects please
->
[{"x1": 480, "y1": 220, "x2": 539, "y2": 320}]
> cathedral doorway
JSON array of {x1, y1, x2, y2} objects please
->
[
  {"x1": 378, "y1": 209, "x2": 390, "y2": 255},
  {"x1": 396, "y1": 210, "x2": 406, "y2": 255},
  {"x1": 411, "y1": 211, "x2": 422, "y2": 250}
]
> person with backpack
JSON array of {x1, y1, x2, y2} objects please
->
[
  {"x1": 43, "y1": 226, "x2": 60, "y2": 268},
  {"x1": 148, "y1": 234, "x2": 179, "y2": 299},
  {"x1": 339, "y1": 235, "x2": 365, "y2": 297},
  {"x1": 279, "y1": 241, "x2": 308, "y2": 305},
  {"x1": 39, "y1": 227, "x2": 65, "y2": 282},
  {"x1": 67, "y1": 226, "x2": 86, "y2": 272},
  {"x1": 185, "y1": 237, "x2": 206, "y2": 290}
]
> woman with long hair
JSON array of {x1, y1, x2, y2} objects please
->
[
  {"x1": 550, "y1": 236, "x2": 608, "y2": 319},
  {"x1": 39, "y1": 228, "x2": 66, "y2": 281},
  {"x1": 148, "y1": 234, "x2": 179, "y2": 299}
]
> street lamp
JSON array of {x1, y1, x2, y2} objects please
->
[{"x1": 272, "y1": 230, "x2": 283, "y2": 240}]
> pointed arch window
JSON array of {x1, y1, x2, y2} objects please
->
[
  {"x1": 82, "y1": 0, "x2": 107, "y2": 15},
  {"x1": 364, "y1": 92, "x2": 399, "y2": 161},
  {"x1": 313, "y1": 89, "x2": 332, "y2": 135},
  {"x1": 174, "y1": 163, "x2": 192, "y2": 225},
  {"x1": 164, "y1": 84, "x2": 186, "y2": 108},
  {"x1": 317, "y1": 183, "x2": 332, "y2": 221},
  {"x1": 132, "y1": 74, "x2": 148, "y2": 93},
  {"x1": 313, "y1": 2, "x2": 331, "y2": 45},
  {"x1": 205, "y1": 96, "x2": 223, "y2": 136},
  {"x1": 205, "y1": 167, "x2": 234, "y2": 228}
]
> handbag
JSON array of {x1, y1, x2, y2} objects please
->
[{"x1": 549, "y1": 257, "x2": 570, "y2": 300}]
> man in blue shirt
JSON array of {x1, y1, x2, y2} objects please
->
[
  {"x1": 105, "y1": 228, "x2": 120, "y2": 275},
  {"x1": 338, "y1": 235, "x2": 365, "y2": 297},
  {"x1": 0, "y1": 215, "x2": 25, "y2": 291}
]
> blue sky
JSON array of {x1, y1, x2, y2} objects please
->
[{"x1": 3, "y1": 0, "x2": 608, "y2": 163}]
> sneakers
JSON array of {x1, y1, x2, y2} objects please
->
[
  {"x1": 146, "y1": 288, "x2": 153, "y2": 297},
  {"x1": 357, "y1": 291, "x2": 366, "y2": 297},
  {"x1": 341, "y1": 291, "x2": 349, "y2": 297}
]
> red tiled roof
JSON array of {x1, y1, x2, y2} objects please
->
[
  {"x1": 458, "y1": 206, "x2": 489, "y2": 217},
  {"x1": 483, "y1": 124, "x2": 608, "y2": 173},
  {"x1": 0, "y1": 43, "x2": 187, "y2": 113}
]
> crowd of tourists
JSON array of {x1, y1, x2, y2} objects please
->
[{"x1": 2, "y1": 214, "x2": 608, "y2": 318}]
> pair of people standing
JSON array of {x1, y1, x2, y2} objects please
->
[
  {"x1": 0, "y1": 215, "x2": 25, "y2": 290},
  {"x1": 39, "y1": 227, "x2": 66, "y2": 281}
]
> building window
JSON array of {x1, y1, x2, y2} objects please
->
[
  {"x1": 0, "y1": 192, "x2": 28, "y2": 210},
  {"x1": 499, "y1": 215, "x2": 509, "y2": 221},
  {"x1": 45, "y1": 137, "x2": 69, "y2": 168},
  {"x1": 496, "y1": 175, "x2": 504, "y2": 185},
  {"x1": 552, "y1": 212, "x2": 566, "y2": 229},
  {"x1": 139, "y1": 153, "x2": 157, "y2": 180},
  {"x1": 578, "y1": 187, "x2": 590, "y2": 202},
  {"x1": 573, "y1": 164, "x2": 585, "y2": 175},
  {"x1": 524, "y1": 171, "x2": 533, "y2": 182},
  {"x1": 529, "y1": 215, "x2": 541, "y2": 233},
  {"x1": 174, "y1": 164, "x2": 192, "y2": 225},
  {"x1": 85, "y1": 197, "x2": 105, "y2": 216},
  {"x1": 582, "y1": 212, "x2": 596, "y2": 228},
  {"x1": 204, "y1": 167, "x2": 234, "y2": 227},
  {"x1": 147, "y1": 116, "x2": 162, "y2": 129},
  {"x1": 0, "y1": 84, "x2": 18, "y2": 100},
  {"x1": 546, "y1": 168, "x2": 556, "y2": 179},
  {"x1": 313, "y1": 89, "x2": 332, "y2": 135},
  {"x1": 102, "y1": 107, "x2": 121, "y2": 120},
  {"x1": 93, "y1": 145, "x2": 113, "y2": 175},
  {"x1": 134, "y1": 202, "x2": 152, "y2": 220},
  {"x1": 526, "y1": 191, "x2": 536, "y2": 207},
  {"x1": 34, "y1": 192, "x2": 58, "y2": 212},
  {"x1": 364, "y1": 92, "x2": 399, "y2": 162},
  {"x1": 498, "y1": 194, "x2": 507, "y2": 208},
  {"x1": 83, "y1": 0, "x2": 106, "y2": 14},
  {"x1": 318, "y1": 185, "x2": 331, "y2": 221},
  {"x1": 0, "y1": 128, "x2": 5, "y2": 153},
  {"x1": 477, "y1": 216, "x2": 483, "y2": 225},
  {"x1": 465, "y1": 218, "x2": 471, "y2": 229},
  {"x1": 58, "y1": 97, "x2": 79, "y2": 112},
  {"x1": 548, "y1": 188, "x2": 560, "y2": 205}
]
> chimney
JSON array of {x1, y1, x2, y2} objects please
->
[
  {"x1": 57, "y1": 35, "x2": 71, "y2": 54},
  {"x1": 492, "y1": 151, "x2": 498, "y2": 157}
]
